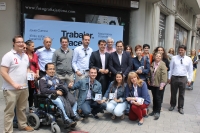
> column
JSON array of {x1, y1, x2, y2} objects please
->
[{"x1": 165, "y1": 14, "x2": 175, "y2": 51}]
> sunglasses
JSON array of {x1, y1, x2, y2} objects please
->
[
  {"x1": 84, "y1": 49, "x2": 88, "y2": 56},
  {"x1": 180, "y1": 59, "x2": 183, "y2": 64}
]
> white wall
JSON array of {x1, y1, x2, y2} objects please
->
[{"x1": 0, "y1": 0, "x2": 20, "y2": 86}]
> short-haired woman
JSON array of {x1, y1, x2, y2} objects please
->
[
  {"x1": 126, "y1": 72, "x2": 151, "y2": 126},
  {"x1": 148, "y1": 52, "x2": 167, "y2": 120},
  {"x1": 102, "y1": 72, "x2": 127, "y2": 119}
]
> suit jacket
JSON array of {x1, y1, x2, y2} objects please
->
[
  {"x1": 89, "y1": 50, "x2": 110, "y2": 80},
  {"x1": 149, "y1": 61, "x2": 167, "y2": 87},
  {"x1": 109, "y1": 51, "x2": 132, "y2": 77}
]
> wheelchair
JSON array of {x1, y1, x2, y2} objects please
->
[{"x1": 27, "y1": 94, "x2": 77, "y2": 133}]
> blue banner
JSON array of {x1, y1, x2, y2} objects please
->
[{"x1": 24, "y1": 19, "x2": 123, "y2": 51}]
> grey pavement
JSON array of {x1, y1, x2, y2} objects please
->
[{"x1": 1, "y1": 65, "x2": 200, "y2": 133}]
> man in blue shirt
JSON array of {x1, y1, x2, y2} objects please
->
[
  {"x1": 72, "y1": 34, "x2": 93, "y2": 83},
  {"x1": 35, "y1": 37, "x2": 55, "y2": 78}
]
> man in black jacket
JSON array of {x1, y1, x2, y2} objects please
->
[
  {"x1": 39, "y1": 63, "x2": 82, "y2": 127},
  {"x1": 109, "y1": 40, "x2": 132, "y2": 80},
  {"x1": 89, "y1": 40, "x2": 110, "y2": 95}
]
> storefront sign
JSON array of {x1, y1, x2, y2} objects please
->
[{"x1": 24, "y1": 19, "x2": 123, "y2": 50}]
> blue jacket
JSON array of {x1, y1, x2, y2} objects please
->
[
  {"x1": 132, "y1": 56, "x2": 150, "y2": 80},
  {"x1": 103, "y1": 81, "x2": 126, "y2": 102},
  {"x1": 71, "y1": 77, "x2": 102, "y2": 109},
  {"x1": 125, "y1": 82, "x2": 151, "y2": 105}
]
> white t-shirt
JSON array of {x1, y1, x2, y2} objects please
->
[{"x1": 1, "y1": 49, "x2": 29, "y2": 90}]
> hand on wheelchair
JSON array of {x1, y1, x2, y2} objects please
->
[{"x1": 56, "y1": 90, "x2": 63, "y2": 96}]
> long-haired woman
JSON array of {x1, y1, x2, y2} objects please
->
[
  {"x1": 125, "y1": 45, "x2": 135, "y2": 58},
  {"x1": 103, "y1": 72, "x2": 127, "y2": 119},
  {"x1": 25, "y1": 40, "x2": 40, "y2": 112},
  {"x1": 125, "y1": 72, "x2": 151, "y2": 126}
]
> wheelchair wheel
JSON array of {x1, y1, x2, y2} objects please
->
[
  {"x1": 51, "y1": 124, "x2": 61, "y2": 133},
  {"x1": 27, "y1": 113, "x2": 40, "y2": 129}
]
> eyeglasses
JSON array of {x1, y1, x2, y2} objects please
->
[
  {"x1": 89, "y1": 84, "x2": 93, "y2": 90},
  {"x1": 84, "y1": 49, "x2": 88, "y2": 56},
  {"x1": 180, "y1": 59, "x2": 183, "y2": 64},
  {"x1": 15, "y1": 42, "x2": 24, "y2": 44}
]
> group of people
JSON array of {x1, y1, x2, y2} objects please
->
[{"x1": 1, "y1": 34, "x2": 197, "y2": 133}]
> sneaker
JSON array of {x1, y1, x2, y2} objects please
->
[
  {"x1": 22, "y1": 126, "x2": 34, "y2": 132},
  {"x1": 92, "y1": 113, "x2": 99, "y2": 119},
  {"x1": 65, "y1": 119, "x2": 75, "y2": 126},
  {"x1": 148, "y1": 111, "x2": 155, "y2": 116},
  {"x1": 73, "y1": 115, "x2": 83, "y2": 121},
  {"x1": 168, "y1": 106, "x2": 174, "y2": 111}
]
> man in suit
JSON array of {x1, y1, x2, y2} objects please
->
[
  {"x1": 109, "y1": 40, "x2": 132, "y2": 80},
  {"x1": 89, "y1": 40, "x2": 110, "y2": 95}
]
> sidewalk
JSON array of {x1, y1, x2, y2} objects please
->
[{"x1": 0, "y1": 65, "x2": 200, "y2": 133}]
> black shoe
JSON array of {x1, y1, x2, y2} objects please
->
[
  {"x1": 138, "y1": 122, "x2": 143, "y2": 126},
  {"x1": 73, "y1": 115, "x2": 83, "y2": 121},
  {"x1": 154, "y1": 113, "x2": 160, "y2": 120},
  {"x1": 100, "y1": 110, "x2": 104, "y2": 113},
  {"x1": 92, "y1": 113, "x2": 99, "y2": 119},
  {"x1": 178, "y1": 108, "x2": 184, "y2": 114},
  {"x1": 168, "y1": 106, "x2": 174, "y2": 111},
  {"x1": 65, "y1": 119, "x2": 75, "y2": 127},
  {"x1": 148, "y1": 111, "x2": 155, "y2": 116},
  {"x1": 71, "y1": 122, "x2": 77, "y2": 128},
  {"x1": 13, "y1": 122, "x2": 18, "y2": 128}
]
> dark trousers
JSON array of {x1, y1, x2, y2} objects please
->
[
  {"x1": 150, "y1": 86, "x2": 163, "y2": 113},
  {"x1": 28, "y1": 82, "x2": 35, "y2": 108},
  {"x1": 81, "y1": 100, "x2": 105, "y2": 116},
  {"x1": 170, "y1": 76, "x2": 187, "y2": 109},
  {"x1": 97, "y1": 74, "x2": 108, "y2": 96},
  {"x1": 160, "y1": 85, "x2": 166, "y2": 103}
]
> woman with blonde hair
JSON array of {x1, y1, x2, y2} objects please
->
[
  {"x1": 187, "y1": 49, "x2": 198, "y2": 90},
  {"x1": 125, "y1": 72, "x2": 151, "y2": 126}
]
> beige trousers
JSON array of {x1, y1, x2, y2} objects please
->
[
  {"x1": 57, "y1": 73, "x2": 74, "y2": 85},
  {"x1": 3, "y1": 89, "x2": 29, "y2": 133}
]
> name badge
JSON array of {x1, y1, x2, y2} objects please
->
[
  {"x1": 109, "y1": 93, "x2": 115, "y2": 99},
  {"x1": 27, "y1": 73, "x2": 34, "y2": 81},
  {"x1": 94, "y1": 94, "x2": 102, "y2": 101}
]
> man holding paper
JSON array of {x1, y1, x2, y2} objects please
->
[
  {"x1": 68, "y1": 67, "x2": 105, "y2": 119},
  {"x1": 1, "y1": 35, "x2": 34, "y2": 132}
]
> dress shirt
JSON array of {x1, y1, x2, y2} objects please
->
[
  {"x1": 133, "y1": 85, "x2": 138, "y2": 97},
  {"x1": 99, "y1": 51, "x2": 105, "y2": 69},
  {"x1": 72, "y1": 45, "x2": 93, "y2": 72},
  {"x1": 117, "y1": 51, "x2": 123, "y2": 65},
  {"x1": 35, "y1": 47, "x2": 55, "y2": 71},
  {"x1": 168, "y1": 55, "x2": 193, "y2": 82},
  {"x1": 104, "y1": 47, "x2": 116, "y2": 54}
]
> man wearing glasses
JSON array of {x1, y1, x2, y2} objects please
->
[
  {"x1": 35, "y1": 37, "x2": 55, "y2": 78},
  {"x1": 72, "y1": 34, "x2": 93, "y2": 82},
  {"x1": 168, "y1": 45, "x2": 193, "y2": 114},
  {"x1": 1, "y1": 35, "x2": 34, "y2": 132}
]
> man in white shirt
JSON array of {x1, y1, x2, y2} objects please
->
[{"x1": 168, "y1": 45, "x2": 193, "y2": 114}]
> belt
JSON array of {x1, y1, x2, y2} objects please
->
[{"x1": 172, "y1": 75, "x2": 186, "y2": 78}]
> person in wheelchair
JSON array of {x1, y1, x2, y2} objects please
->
[
  {"x1": 39, "y1": 63, "x2": 83, "y2": 127},
  {"x1": 68, "y1": 67, "x2": 106, "y2": 119}
]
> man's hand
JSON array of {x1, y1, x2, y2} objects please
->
[
  {"x1": 13, "y1": 83, "x2": 22, "y2": 90},
  {"x1": 187, "y1": 81, "x2": 191, "y2": 86},
  {"x1": 57, "y1": 90, "x2": 63, "y2": 96},
  {"x1": 97, "y1": 100, "x2": 104, "y2": 104},
  {"x1": 68, "y1": 81, "x2": 74, "y2": 89},
  {"x1": 136, "y1": 70, "x2": 142, "y2": 74},
  {"x1": 168, "y1": 79, "x2": 171, "y2": 84},
  {"x1": 104, "y1": 69, "x2": 109, "y2": 74},
  {"x1": 76, "y1": 71, "x2": 82, "y2": 76},
  {"x1": 114, "y1": 98, "x2": 120, "y2": 103},
  {"x1": 99, "y1": 69, "x2": 105, "y2": 74}
]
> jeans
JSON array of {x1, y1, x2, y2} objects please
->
[
  {"x1": 52, "y1": 97, "x2": 77, "y2": 120},
  {"x1": 106, "y1": 100, "x2": 128, "y2": 116},
  {"x1": 81, "y1": 100, "x2": 104, "y2": 117}
]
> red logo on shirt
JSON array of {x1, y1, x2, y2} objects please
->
[{"x1": 14, "y1": 58, "x2": 18, "y2": 64}]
